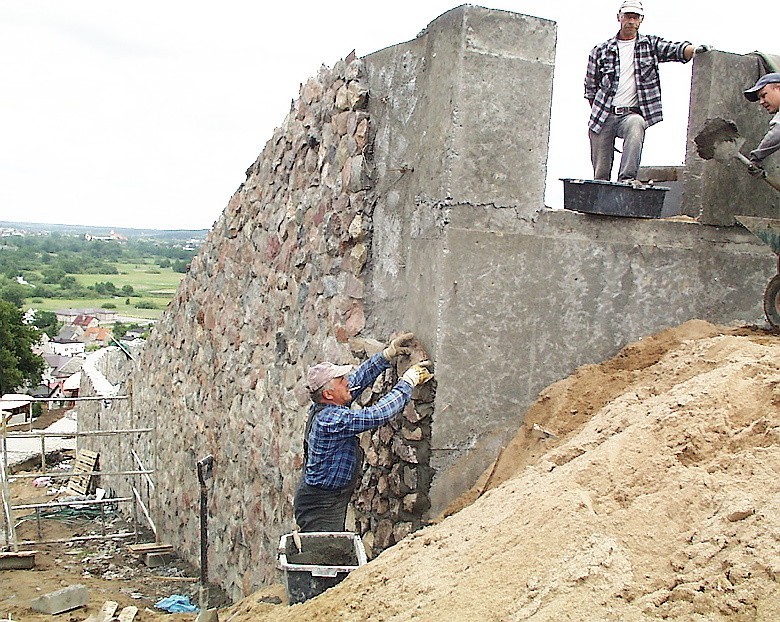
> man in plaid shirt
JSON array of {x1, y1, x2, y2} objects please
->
[
  {"x1": 294, "y1": 333, "x2": 434, "y2": 532},
  {"x1": 585, "y1": 0, "x2": 708, "y2": 181}
]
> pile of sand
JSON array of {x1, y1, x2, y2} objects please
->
[{"x1": 223, "y1": 320, "x2": 780, "y2": 621}]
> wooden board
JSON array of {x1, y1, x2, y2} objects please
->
[
  {"x1": 83, "y1": 600, "x2": 118, "y2": 622},
  {"x1": 127, "y1": 542, "x2": 174, "y2": 555},
  {"x1": 117, "y1": 605, "x2": 138, "y2": 621},
  {"x1": 65, "y1": 449, "x2": 99, "y2": 496}
]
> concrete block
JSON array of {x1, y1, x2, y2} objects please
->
[
  {"x1": 0, "y1": 551, "x2": 36, "y2": 570},
  {"x1": 145, "y1": 552, "x2": 174, "y2": 567},
  {"x1": 30, "y1": 584, "x2": 89, "y2": 614}
]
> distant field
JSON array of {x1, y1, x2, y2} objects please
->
[
  {"x1": 72, "y1": 262, "x2": 183, "y2": 293},
  {"x1": 29, "y1": 263, "x2": 184, "y2": 321}
]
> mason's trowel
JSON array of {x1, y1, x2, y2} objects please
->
[{"x1": 694, "y1": 117, "x2": 780, "y2": 192}]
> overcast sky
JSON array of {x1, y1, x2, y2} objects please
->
[{"x1": 0, "y1": 2, "x2": 775, "y2": 230}]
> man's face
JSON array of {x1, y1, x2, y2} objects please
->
[
  {"x1": 758, "y1": 84, "x2": 780, "y2": 114},
  {"x1": 617, "y1": 12, "x2": 643, "y2": 40},
  {"x1": 323, "y1": 376, "x2": 352, "y2": 406}
]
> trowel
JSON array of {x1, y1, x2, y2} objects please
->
[{"x1": 694, "y1": 117, "x2": 780, "y2": 192}]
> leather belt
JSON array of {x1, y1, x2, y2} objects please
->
[{"x1": 612, "y1": 106, "x2": 641, "y2": 115}]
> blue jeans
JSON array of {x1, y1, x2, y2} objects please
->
[{"x1": 589, "y1": 112, "x2": 647, "y2": 181}]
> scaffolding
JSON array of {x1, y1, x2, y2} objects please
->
[{"x1": 1, "y1": 395, "x2": 156, "y2": 552}]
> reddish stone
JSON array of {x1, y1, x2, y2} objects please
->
[{"x1": 265, "y1": 235, "x2": 281, "y2": 261}]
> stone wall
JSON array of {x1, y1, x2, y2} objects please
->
[{"x1": 78, "y1": 47, "x2": 439, "y2": 598}]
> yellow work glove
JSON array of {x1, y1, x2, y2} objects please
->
[
  {"x1": 383, "y1": 332, "x2": 415, "y2": 360},
  {"x1": 400, "y1": 360, "x2": 434, "y2": 387}
]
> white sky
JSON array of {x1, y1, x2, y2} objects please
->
[{"x1": 0, "y1": 1, "x2": 775, "y2": 230}]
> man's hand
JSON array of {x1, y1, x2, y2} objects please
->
[
  {"x1": 694, "y1": 44, "x2": 712, "y2": 55},
  {"x1": 401, "y1": 360, "x2": 434, "y2": 387},
  {"x1": 383, "y1": 332, "x2": 415, "y2": 360},
  {"x1": 747, "y1": 160, "x2": 766, "y2": 178}
]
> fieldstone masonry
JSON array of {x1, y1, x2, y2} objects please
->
[
  {"x1": 76, "y1": 5, "x2": 778, "y2": 603},
  {"x1": 78, "y1": 50, "x2": 436, "y2": 599}
]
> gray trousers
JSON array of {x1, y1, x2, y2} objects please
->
[
  {"x1": 589, "y1": 112, "x2": 647, "y2": 181},
  {"x1": 294, "y1": 481, "x2": 353, "y2": 532}
]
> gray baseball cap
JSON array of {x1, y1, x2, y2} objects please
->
[
  {"x1": 306, "y1": 362, "x2": 353, "y2": 393},
  {"x1": 744, "y1": 73, "x2": 780, "y2": 102}
]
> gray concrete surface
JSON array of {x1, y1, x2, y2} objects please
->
[
  {"x1": 364, "y1": 5, "x2": 556, "y2": 332},
  {"x1": 405, "y1": 202, "x2": 776, "y2": 514},
  {"x1": 683, "y1": 50, "x2": 780, "y2": 225}
]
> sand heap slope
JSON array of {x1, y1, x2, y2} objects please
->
[{"x1": 227, "y1": 320, "x2": 780, "y2": 622}]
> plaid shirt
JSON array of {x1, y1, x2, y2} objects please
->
[
  {"x1": 304, "y1": 352, "x2": 413, "y2": 490},
  {"x1": 585, "y1": 33, "x2": 691, "y2": 133}
]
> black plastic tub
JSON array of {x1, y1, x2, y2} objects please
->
[
  {"x1": 561, "y1": 178, "x2": 669, "y2": 218},
  {"x1": 278, "y1": 532, "x2": 367, "y2": 604}
]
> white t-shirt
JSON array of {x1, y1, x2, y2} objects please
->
[{"x1": 613, "y1": 38, "x2": 639, "y2": 108}]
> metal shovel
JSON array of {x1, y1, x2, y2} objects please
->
[{"x1": 694, "y1": 117, "x2": 780, "y2": 192}]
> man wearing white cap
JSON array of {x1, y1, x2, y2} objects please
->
[
  {"x1": 585, "y1": 0, "x2": 710, "y2": 181},
  {"x1": 294, "y1": 332, "x2": 434, "y2": 532},
  {"x1": 743, "y1": 73, "x2": 780, "y2": 177}
]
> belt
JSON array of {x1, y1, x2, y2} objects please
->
[{"x1": 611, "y1": 106, "x2": 641, "y2": 116}]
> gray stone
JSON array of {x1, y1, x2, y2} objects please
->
[{"x1": 30, "y1": 584, "x2": 89, "y2": 614}]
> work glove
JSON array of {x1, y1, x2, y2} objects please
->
[
  {"x1": 383, "y1": 332, "x2": 415, "y2": 360},
  {"x1": 747, "y1": 160, "x2": 766, "y2": 178},
  {"x1": 400, "y1": 360, "x2": 434, "y2": 388},
  {"x1": 694, "y1": 44, "x2": 712, "y2": 55}
]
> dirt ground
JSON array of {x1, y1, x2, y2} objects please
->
[
  {"x1": 4, "y1": 319, "x2": 780, "y2": 621},
  {"x1": 0, "y1": 454, "x2": 232, "y2": 622}
]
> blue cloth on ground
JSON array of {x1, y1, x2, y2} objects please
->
[{"x1": 155, "y1": 594, "x2": 199, "y2": 613}]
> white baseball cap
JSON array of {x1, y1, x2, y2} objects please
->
[{"x1": 618, "y1": 0, "x2": 644, "y2": 15}]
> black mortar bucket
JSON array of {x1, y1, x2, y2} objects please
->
[
  {"x1": 277, "y1": 532, "x2": 367, "y2": 604},
  {"x1": 561, "y1": 178, "x2": 669, "y2": 218}
]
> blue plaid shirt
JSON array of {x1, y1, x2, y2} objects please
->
[
  {"x1": 304, "y1": 352, "x2": 413, "y2": 490},
  {"x1": 585, "y1": 33, "x2": 691, "y2": 133}
]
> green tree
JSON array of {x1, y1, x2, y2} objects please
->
[
  {"x1": 0, "y1": 276, "x2": 28, "y2": 307},
  {"x1": 172, "y1": 259, "x2": 189, "y2": 273},
  {"x1": 0, "y1": 300, "x2": 44, "y2": 394},
  {"x1": 30, "y1": 310, "x2": 60, "y2": 339}
]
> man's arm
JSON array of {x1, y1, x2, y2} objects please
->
[
  {"x1": 750, "y1": 116, "x2": 780, "y2": 163},
  {"x1": 347, "y1": 352, "x2": 391, "y2": 397},
  {"x1": 652, "y1": 36, "x2": 693, "y2": 63},
  {"x1": 584, "y1": 46, "x2": 600, "y2": 104}
]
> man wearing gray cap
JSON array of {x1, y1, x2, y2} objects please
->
[
  {"x1": 585, "y1": 0, "x2": 709, "y2": 181},
  {"x1": 294, "y1": 333, "x2": 434, "y2": 532},
  {"x1": 743, "y1": 73, "x2": 780, "y2": 177}
]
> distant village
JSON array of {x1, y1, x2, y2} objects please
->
[{"x1": 1, "y1": 307, "x2": 152, "y2": 423}]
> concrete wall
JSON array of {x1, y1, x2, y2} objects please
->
[
  {"x1": 683, "y1": 51, "x2": 780, "y2": 225},
  {"x1": 364, "y1": 6, "x2": 556, "y2": 333},
  {"x1": 407, "y1": 203, "x2": 774, "y2": 514}
]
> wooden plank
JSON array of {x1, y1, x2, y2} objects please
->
[
  {"x1": 117, "y1": 605, "x2": 138, "y2": 621},
  {"x1": 65, "y1": 450, "x2": 99, "y2": 496},
  {"x1": 127, "y1": 542, "x2": 173, "y2": 555},
  {"x1": 83, "y1": 600, "x2": 118, "y2": 622}
]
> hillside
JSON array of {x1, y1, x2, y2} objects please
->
[{"x1": 224, "y1": 320, "x2": 780, "y2": 621}]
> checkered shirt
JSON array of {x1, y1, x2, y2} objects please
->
[
  {"x1": 304, "y1": 352, "x2": 413, "y2": 490},
  {"x1": 585, "y1": 33, "x2": 691, "y2": 133}
]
